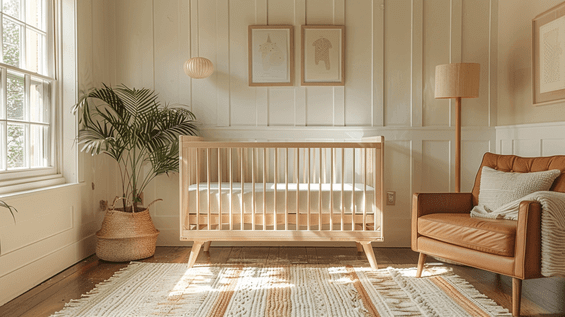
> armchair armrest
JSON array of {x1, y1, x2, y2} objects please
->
[
  {"x1": 514, "y1": 200, "x2": 543, "y2": 279},
  {"x1": 411, "y1": 192, "x2": 473, "y2": 251}
]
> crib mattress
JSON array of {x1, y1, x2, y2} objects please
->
[{"x1": 187, "y1": 182, "x2": 375, "y2": 214}]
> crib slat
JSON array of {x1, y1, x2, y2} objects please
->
[
  {"x1": 307, "y1": 148, "x2": 311, "y2": 230},
  {"x1": 373, "y1": 147, "x2": 377, "y2": 232},
  {"x1": 330, "y1": 148, "x2": 334, "y2": 231},
  {"x1": 240, "y1": 148, "x2": 244, "y2": 230},
  {"x1": 252, "y1": 148, "x2": 256, "y2": 231},
  {"x1": 285, "y1": 148, "x2": 289, "y2": 231},
  {"x1": 296, "y1": 148, "x2": 299, "y2": 230},
  {"x1": 229, "y1": 149, "x2": 233, "y2": 231},
  {"x1": 363, "y1": 148, "x2": 367, "y2": 231},
  {"x1": 207, "y1": 148, "x2": 211, "y2": 230},
  {"x1": 319, "y1": 147, "x2": 322, "y2": 231},
  {"x1": 352, "y1": 148, "x2": 355, "y2": 231},
  {"x1": 274, "y1": 148, "x2": 278, "y2": 230},
  {"x1": 183, "y1": 148, "x2": 189, "y2": 230},
  {"x1": 263, "y1": 148, "x2": 267, "y2": 230},
  {"x1": 218, "y1": 148, "x2": 222, "y2": 230},
  {"x1": 341, "y1": 148, "x2": 345, "y2": 231},
  {"x1": 196, "y1": 149, "x2": 200, "y2": 231},
  {"x1": 322, "y1": 148, "x2": 326, "y2": 183}
]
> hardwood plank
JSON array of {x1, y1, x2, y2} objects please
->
[
  {"x1": 207, "y1": 247, "x2": 232, "y2": 264},
  {"x1": 306, "y1": 247, "x2": 318, "y2": 264}
]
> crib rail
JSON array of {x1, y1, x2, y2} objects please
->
[{"x1": 180, "y1": 137, "x2": 384, "y2": 241}]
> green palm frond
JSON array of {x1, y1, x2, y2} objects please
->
[
  {"x1": 1, "y1": 200, "x2": 17, "y2": 223},
  {"x1": 73, "y1": 83, "x2": 199, "y2": 212}
]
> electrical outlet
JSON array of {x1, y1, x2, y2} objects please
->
[{"x1": 386, "y1": 191, "x2": 396, "y2": 205}]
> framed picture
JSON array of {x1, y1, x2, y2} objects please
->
[
  {"x1": 301, "y1": 25, "x2": 345, "y2": 86},
  {"x1": 532, "y1": 1, "x2": 565, "y2": 106},
  {"x1": 248, "y1": 25, "x2": 294, "y2": 86}
]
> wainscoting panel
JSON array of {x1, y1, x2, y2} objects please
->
[
  {"x1": 422, "y1": 141, "x2": 451, "y2": 193},
  {"x1": 496, "y1": 122, "x2": 565, "y2": 157}
]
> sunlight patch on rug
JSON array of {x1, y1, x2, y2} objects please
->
[{"x1": 51, "y1": 263, "x2": 512, "y2": 317}]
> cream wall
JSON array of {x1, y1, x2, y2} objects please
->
[
  {"x1": 498, "y1": 0, "x2": 565, "y2": 126},
  {"x1": 88, "y1": 0, "x2": 498, "y2": 248},
  {"x1": 0, "y1": 0, "x2": 118, "y2": 306}
]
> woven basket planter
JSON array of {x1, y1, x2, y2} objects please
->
[{"x1": 96, "y1": 208, "x2": 160, "y2": 262}]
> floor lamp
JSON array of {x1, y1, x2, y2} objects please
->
[{"x1": 435, "y1": 63, "x2": 480, "y2": 193}]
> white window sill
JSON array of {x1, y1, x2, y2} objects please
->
[{"x1": 0, "y1": 174, "x2": 68, "y2": 196}]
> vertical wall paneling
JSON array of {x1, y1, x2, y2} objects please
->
[
  {"x1": 384, "y1": 0, "x2": 411, "y2": 127},
  {"x1": 267, "y1": 0, "x2": 295, "y2": 127},
  {"x1": 488, "y1": 0, "x2": 497, "y2": 127},
  {"x1": 177, "y1": 0, "x2": 192, "y2": 109},
  {"x1": 373, "y1": 0, "x2": 384, "y2": 127},
  {"x1": 114, "y1": 0, "x2": 154, "y2": 89},
  {"x1": 411, "y1": 0, "x2": 423, "y2": 127},
  {"x1": 255, "y1": 0, "x2": 268, "y2": 126},
  {"x1": 216, "y1": 0, "x2": 230, "y2": 126},
  {"x1": 193, "y1": 0, "x2": 218, "y2": 125},
  {"x1": 422, "y1": 141, "x2": 451, "y2": 192},
  {"x1": 344, "y1": 1, "x2": 371, "y2": 126},
  {"x1": 154, "y1": 0, "x2": 181, "y2": 105},
  {"x1": 294, "y1": 0, "x2": 306, "y2": 126},
  {"x1": 449, "y1": 0, "x2": 462, "y2": 128},
  {"x1": 334, "y1": 0, "x2": 345, "y2": 126},
  {"x1": 422, "y1": 0, "x2": 450, "y2": 127},
  {"x1": 461, "y1": 0, "x2": 489, "y2": 127},
  {"x1": 229, "y1": 0, "x2": 255, "y2": 126}
]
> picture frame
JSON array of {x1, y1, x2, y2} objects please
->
[
  {"x1": 532, "y1": 1, "x2": 565, "y2": 106},
  {"x1": 301, "y1": 25, "x2": 345, "y2": 86},
  {"x1": 248, "y1": 25, "x2": 294, "y2": 86}
]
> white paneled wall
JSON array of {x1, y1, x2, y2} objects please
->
[
  {"x1": 0, "y1": 0, "x2": 118, "y2": 306},
  {"x1": 98, "y1": 0, "x2": 498, "y2": 247},
  {"x1": 497, "y1": 122, "x2": 565, "y2": 157}
]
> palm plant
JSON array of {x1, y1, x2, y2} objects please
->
[
  {"x1": 1, "y1": 200, "x2": 17, "y2": 223},
  {"x1": 72, "y1": 84, "x2": 198, "y2": 212}
]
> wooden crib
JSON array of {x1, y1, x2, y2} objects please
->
[{"x1": 179, "y1": 136, "x2": 384, "y2": 269}]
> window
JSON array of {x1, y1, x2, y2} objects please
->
[{"x1": 0, "y1": 0, "x2": 58, "y2": 192}]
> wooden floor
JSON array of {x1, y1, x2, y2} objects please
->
[{"x1": 1, "y1": 246, "x2": 564, "y2": 317}]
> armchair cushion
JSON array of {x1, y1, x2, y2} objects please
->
[
  {"x1": 418, "y1": 213, "x2": 517, "y2": 256},
  {"x1": 471, "y1": 166, "x2": 560, "y2": 215}
]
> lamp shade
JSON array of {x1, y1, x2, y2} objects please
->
[
  {"x1": 434, "y1": 63, "x2": 480, "y2": 99},
  {"x1": 183, "y1": 57, "x2": 214, "y2": 79}
]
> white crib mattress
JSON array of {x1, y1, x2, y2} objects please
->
[{"x1": 187, "y1": 182, "x2": 375, "y2": 214}]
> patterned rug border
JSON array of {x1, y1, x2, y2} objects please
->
[{"x1": 52, "y1": 262, "x2": 512, "y2": 317}]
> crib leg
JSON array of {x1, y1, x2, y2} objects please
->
[
  {"x1": 187, "y1": 241, "x2": 204, "y2": 269},
  {"x1": 359, "y1": 241, "x2": 378, "y2": 270},
  {"x1": 203, "y1": 241, "x2": 212, "y2": 252},
  {"x1": 356, "y1": 242, "x2": 364, "y2": 253}
]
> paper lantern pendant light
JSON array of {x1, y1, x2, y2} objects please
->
[{"x1": 183, "y1": 57, "x2": 214, "y2": 79}]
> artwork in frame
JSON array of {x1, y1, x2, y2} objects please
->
[
  {"x1": 301, "y1": 25, "x2": 345, "y2": 86},
  {"x1": 532, "y1": 1, "x2": 565, "y2": 106},
  {"x1": 248, "y1": 25, "x2": 294, "y2": 86}
]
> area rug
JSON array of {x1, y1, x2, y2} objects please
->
[{"x1": 51, "y1": 263, "x2": 512, "y2": 316}]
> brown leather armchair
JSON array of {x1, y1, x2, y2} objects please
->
[{"x1": 412, "y1": 152, "x2": 565, "y2": 316}]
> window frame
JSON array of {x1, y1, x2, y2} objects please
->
[{"x1": 0, "y1": 0, "x2": 63, "y2": 195}]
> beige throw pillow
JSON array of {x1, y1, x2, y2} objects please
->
[{"x1": 472, "y1": 166, "x2": 561, "y2": 214}]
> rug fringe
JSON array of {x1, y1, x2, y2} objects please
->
[{"x1": 50, "y1": 262, "x2": 146, "y2": 317}]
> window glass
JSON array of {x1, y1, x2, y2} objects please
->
[{"x1": 3, "y1": 18, "x2": 23, "y2": 68}]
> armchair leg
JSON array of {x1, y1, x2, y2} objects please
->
[
  {"x1": 512, "y1": 278, "x2": 522, "y2": 317},
  {"x1": 416, "y1": 253, "x2": 426, "y2": 278}
]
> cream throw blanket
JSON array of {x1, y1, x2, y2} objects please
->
[{"x1": 471, "y1": 191, "x2": 565, "y2": 277}]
